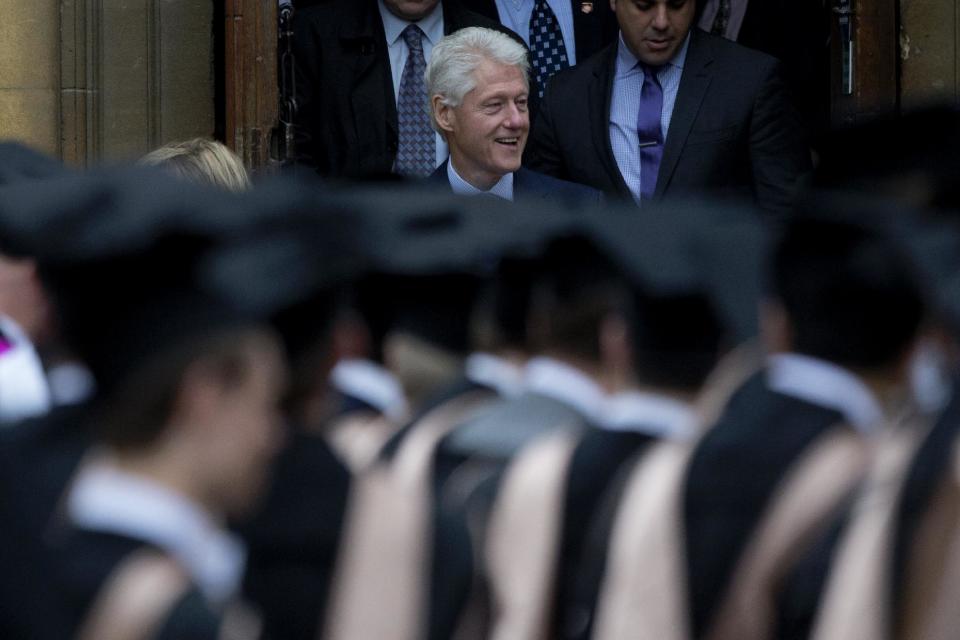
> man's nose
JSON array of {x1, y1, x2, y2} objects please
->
[
  {"x1": 651, "y1": 5, "x2": 669, "y2": 29},
  {"x1": 504, "y1": 103, "x2": 528, "y2": 128}
]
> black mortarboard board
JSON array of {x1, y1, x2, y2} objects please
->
[
  {"x1": 0, "y1": 142, "x2": 72, "y2": 188},
  {"x1": 3, "y1": 169, "x2": 364, "y2": 392},
  {"x1": 813, "y1": 105, "x2": 960, "y2": 209},
  {"x1": 582, "y1": 197, "x2": 768, "y2": 342},
  {"x1": 325, "y1": 186, "x2": 581, "y2": 354}
]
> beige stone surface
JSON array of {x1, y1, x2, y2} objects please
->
[
  {"x1": 0, "y1": 0, "x2": 60, "y2": 89},
  {"x1": 158, "y1": 1, "x2": 215, "y2": 142},
  {"x1": 900, "y1": 0, "x2": 959, "y2": 108},
  {"x1": 0, "y1": 89, "x2": 59, "y2": 155}
]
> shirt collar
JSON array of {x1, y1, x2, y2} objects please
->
[
  {"x1": 766, "y1": 353, "x2": 885, "y2": 433},
  {"x1": 330, "y1": 358, "x2": 409, "y2": 421},
  {"x1": 67, "y1": 459, "x2": 246, "y2": 606},
  {"x1": 598, "y1": 390, "x2": 697, "y2": 439},
  {"x1": 523, "y1": 356, "x2": 607, "y2": 422},
  {"x1": 378, "y1": 0, "x2": 445, "y2": 46},
  {"x1": 447, "y1": 160, "x2": 515, "y2": 201},
  {"x1": 465, "y1": 352, "x2": 525, "y2": 398},
  {"x1": 615, "y1": 31, "x2": 690, "y2": 78}
]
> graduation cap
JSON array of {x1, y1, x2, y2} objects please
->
[
  {"x1": 582, "y1": 197, "x2": 768, "y2": 343},
  {"x1": 5, "y1": 169, "x2": 364, "y2": 393},
  {"x1": 813, "y1": 105, "x2": 960, "y2": 210},
  {"x1": 0, "y1": 142, "x2": 72, "y2": 188},
  {"x1": 324, "y1": 186, "x2": 581, "y2": 355}
]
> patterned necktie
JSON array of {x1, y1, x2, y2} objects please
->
[
  {"x1": 711, "y1": 0, "x2": 732, "y2": 37},
  {"x1": 529, "y1": 0, "x2": 570, "y2": 97},
  {"x1": 636, "y1": 64, "x2": 664, "y2": 200},
  {"x1": 395, "y1": 24, "x2": 435, "y2": 177}
]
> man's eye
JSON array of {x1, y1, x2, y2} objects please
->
[
  {"x1": 516, "y1": 99, "x2": 529, "y2": 111},
  {"x1": 484, "y1": 102, "x2": 502, "y2": 112}
]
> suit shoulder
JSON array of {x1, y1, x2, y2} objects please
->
[
  {"x1": 693, "y1": 28, "x2": 780, "y2": 72},
  {"x1": 545, "y1": 43, "x2": 613, "y2": 94},
  {"x1": 516, "y1": 168, "x2": 603, "y2": 203}
]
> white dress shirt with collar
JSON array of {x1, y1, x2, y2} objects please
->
[
  {"x1": 330, "y1": 358, "x2": 409, "y2": 422},
  {"x1": 378, "y1": 0, "x2": 449, "y2": 168},
  {"x1": 766, "y1": 352, "x2": 885, "y2": 435},
  {"x1": 609, "y1": 32, "x2": 689, "y2": 204},
  {"x1": 494, "y1": 0, "x2": 578, "y2": 65},
  {"x1": 447, "y1": 160, "x2": 515, "y2": 201},
  {"x1": 598, "y1": 389, "x2": 697, "y2": 440},
  {"x1": 523, "y1": 356, "x2": 607, "y2": 423},
  {"x1": 465, "y1": 351, "x2": 525, "y2": 398},
  {"x1": 68, "y1": 459, "x2": 246, "y2": 607},
  {"x1": 0, "y1": 314, "x2": 51, "y2": 424}
]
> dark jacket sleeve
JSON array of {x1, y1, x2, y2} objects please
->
[{"x1": 747, "y1": 60, "x2": 813, "y2": 219}]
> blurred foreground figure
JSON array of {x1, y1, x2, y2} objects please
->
[
  {"x1": 779, "y1": 213, "x2": 960, "y2": 640},
  {"x1": 584, "y1": 201, "x2": 931, "y2": 640}
]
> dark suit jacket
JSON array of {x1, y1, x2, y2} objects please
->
[
  {"x1": 292, "y1": 0, "x2": 528, "y2": 179},
  {"x1": 428, "y1": 160, "x2": 603, "y2": 206},
  {"x1": 716, "y1": 0, "x2": 831, "y2": 136},
  {"x1": 524, "y1": 28, "x2": 812, "y2": 216},
  {"x1": 460, "y1": 0, "x2": 618, "y2": 68}
]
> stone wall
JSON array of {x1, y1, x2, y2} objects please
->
[{"x1": 0, "y1": 0, "x2": 214, "y2": 166}]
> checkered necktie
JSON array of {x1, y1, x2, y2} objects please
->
[
  {"x1": 395, "y1": 24, "x2": 435, "y2": 177},
  {"x1": 529, "y1": 0, "x2": 570, "y2": 97},
  {"x1": 711, "y1": 0, "x2": 732, "y2": 36},
  {"x1": 637, "y1": 64, "x2": 664, "y2": 200}
]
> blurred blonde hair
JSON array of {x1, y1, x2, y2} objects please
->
[{"x1": 140, "y1": 138, "x2": 251, "y2": 192}]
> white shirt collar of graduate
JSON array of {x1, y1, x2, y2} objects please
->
[
  {"x1": 598, "y1": 389, "x2": 697, "y2": 439},
  {"x1": 523, "y1": 356, "x2": 608, "y2": 422},
  {"x1": 465, "y1": 351, "x2": 525, "y2": 398},
  {"x1": 67, "y1": 457, "x2": 246, "y2": 607},
  {"x1": 765, "y1": 352, "x2": 884, "y2": 434},
  {"x1": 330, "y1": 358, "x2": 410, "y2": 421}
]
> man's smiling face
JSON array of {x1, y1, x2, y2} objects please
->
[{"x1": 435, "y1": 59, "x2": 530, "y2": 190}]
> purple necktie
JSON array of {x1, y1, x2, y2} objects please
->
[
  {"x1": 396, "y1": 25, "x2": 435, "y2": 177},
  {"x1": 637, "y1": 64, "x2": 664, "y2": 200}
]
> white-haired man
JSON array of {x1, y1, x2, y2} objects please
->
[{"x1": 426, "y1": 27, "x2": 601, "y2": 203}]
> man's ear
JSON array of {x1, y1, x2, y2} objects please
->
[
  {"x1": 759, "y1": 299, "x2": 793, "y2": 355},
  {"x1": 432, "y1": 95, "x2": 456, "y2": 135}
]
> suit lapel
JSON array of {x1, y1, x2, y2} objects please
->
[
  {"x1": 655, "y1": 29, "x2": 713, "y2": 197},
  {"x1": 341, "y1": 2, "x2": 398, "y2": 169},
  {"x1": 592, "y1": 46, "x2": 633, "y2": 197}
]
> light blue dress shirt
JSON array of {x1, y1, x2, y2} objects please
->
[
  {"x1": 378, "y1": 0, "x2": 449, "y2": 168},
  {"x1": 448, "y1": 160, "x2": 515, "y2": 201},
  {"x1": 609, "y1": 33, "x2": 689, "y2": 204},
  {"x1": 493, "y1": 0, "x2": 578, "y2": 65}
]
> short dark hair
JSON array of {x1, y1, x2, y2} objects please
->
[
  {"x1": 628, "y1": 291, "x2": 725, "y2": 391},
  {"x1": 95, "y1": 327, "x2": 268, "y2": 451},
  {"x1": 528, "y1": 236, "x2": 629, "y2": 362},
  {"x1": 769, "y1": 219, "x2": 925, "y2": 369}
]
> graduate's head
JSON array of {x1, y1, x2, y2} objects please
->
[
  {"x1": 428, "y1": 27, "x2": 530, "y2": 190},
  {"x1": 528, "y1": 235, "x2": 630, "y2": 370},
  {"x1": 96, "y1": 326, "x2": 287, "y2": 515},
  {"x1": 627, "y1": 289, "x2": 725, "y2": 392},
  {"x1": 764, "y1": 217, "x2": 926, "y2": 372}
]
